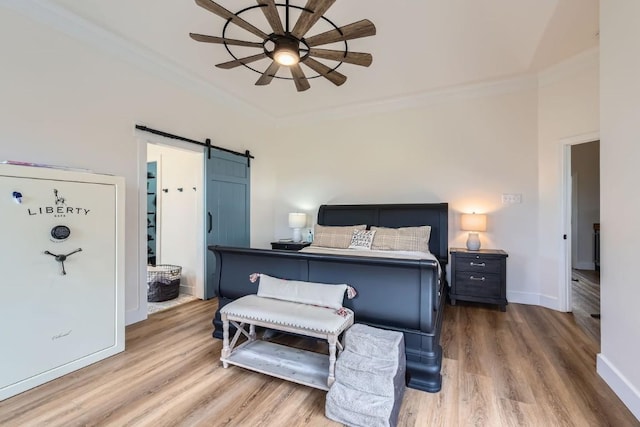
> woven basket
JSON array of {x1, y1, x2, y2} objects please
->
[{"x1": 147, "y1": 264, "x2": 181, "y2": 302}]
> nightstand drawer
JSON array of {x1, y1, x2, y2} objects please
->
[
  {"x1": 454, "y1": 272, "x2": 501, "y2": 297},
  {"x1": 453, "y1": 255, "x2": 502, "y2": 274}
]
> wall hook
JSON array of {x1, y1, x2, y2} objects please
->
[
  {"x1": 192, "y1": 187, "x2": 197, "y2": 191},
  {"x1": 162, "y1": 189, "x2": 168, "y2": 193},
  {"x1": 177, "y1": 188, "x2": 183, "y2": 192}
]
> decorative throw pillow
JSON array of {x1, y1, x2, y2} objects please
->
[
  {"x1": 312, "y1": 224, "x2": 367, "y2": 249},
  {"x1": 370, "y1": 225, "x2": 431, "y2": 252},
  {"x1": 255, "y1": 274, "x2": 350, "y2": 309},
  {"x1": 348, "y1": 229, "x2": 376, "y2": 250}
]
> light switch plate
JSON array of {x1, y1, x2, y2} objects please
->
[{"x1": 502, "y1": 193, "x2": 522, "y2": 204}]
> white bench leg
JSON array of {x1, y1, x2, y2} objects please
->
[
  {"x1": 221, "y1": 313, "x2": 230, "y2": 368},
  {"x1": 249, "y1": 323, "x2": 256, "y2": 341},
  {"x1": 328, "y1": 335, "x2": 337, "y2": 387}
]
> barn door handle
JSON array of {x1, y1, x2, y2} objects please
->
[{"x1": 208, "y1": 212, "x2": 212, "y2": 233}]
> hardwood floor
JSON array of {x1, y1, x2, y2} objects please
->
[
  {"x1": 572, "y1": 268, "x2": 601, "y2": 342},
  {"x1": 1, "y1": 299, "x2": 637, "y2": 426}
]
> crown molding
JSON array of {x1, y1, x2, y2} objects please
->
[
  {"x1": 537, "y1": 46, "x2": 599, "y2": 87},
  {"x1": 277, "y1": 47, "x2": 600, "y2": 126},
  {"x1": 274, "y1": 73, "x2": 540, "y2": 126},
  {"x1": 2, "y1": 0, "x2": 272, "y2": 123}
]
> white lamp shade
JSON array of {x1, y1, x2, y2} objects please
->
[
  {"x1": 460, "y1": 213, "x2": 487, "y2": 232},
  {"x1": 288, "y1": 213, "x2": 307, "y2": 229}
]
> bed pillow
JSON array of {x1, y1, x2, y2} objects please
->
[
  {"x1": 370, "y1": 225, "x2": 431, "y2": 252},
  {"x1": 256, "y1": 274, "x2": 349, "y2": 310},
  {"x1": 348, "y1": 229, "x2": 376, "y2": 250},
  {"x1": 312, "y1": 224, "x2": 367, "y2": 249}
]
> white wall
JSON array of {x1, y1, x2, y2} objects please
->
[
  {"x1": 267, "y1": 88, "x2": 540, "y2": 304},
  {"x1": 0, "y1": 7, "x2": 275, "y2": 324},
  {"x1": 147, "y1": 143, "x2": 203, "y2": 298},
  {"x1": 537, "y1": 50, "x2": 599, "y2": 309},
  {"x1": 599, "y1": 1, "x2": 640, "y2": 419}
]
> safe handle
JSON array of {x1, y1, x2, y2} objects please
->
[{"x1": 208, "y1": 212, "x2": 212, "y2": 234}]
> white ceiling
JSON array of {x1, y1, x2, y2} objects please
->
[{"x1": 49, "y1": 0, "x2": 599, "y2": 118}]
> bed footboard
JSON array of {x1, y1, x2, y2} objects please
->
[{"x1": 209, "y1": 246, "x2": 446, "y2": 392}]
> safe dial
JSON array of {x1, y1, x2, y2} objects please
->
[{"x1": 51, "y1": 225, "x2": 71, "y2": 240}]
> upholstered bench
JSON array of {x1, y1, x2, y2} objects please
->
[{"x1": 219, "y1": 274, "x2": 355, "y2": 390}]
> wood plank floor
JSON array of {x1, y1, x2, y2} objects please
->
[
  {"x1": 1, "y1": 299, "x2": 637, "y2": 427},
  {"x1": 572, "y1": 268, "x2": 601, "y2": 343}
]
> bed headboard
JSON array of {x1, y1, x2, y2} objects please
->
[{"x1": 317, "y1": 203, "x2": 449, "y2": 264}]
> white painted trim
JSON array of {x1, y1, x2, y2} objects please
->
[
  {"x1": 560, "y1": 132, "x2": 600, "y2": 313},
  {"x1": 538, "y1": 47, "x2": 600, "y2": 88},
  {"x1": 276, "y1": 74, "x2": 540, "y2": 125},
  {"x1": 538, "y1": 294, "x2": 562, "y2": 311},
  {"x1": 3, "y1": 0, "x2": 270, "y2": 123},
  {"x1": 507, "y1": 290, "x2": 541, "y2": 307},
  {"x1": 196, "y1": 153, "x2": 206, "y2": 300},
  {"x1": 127, "y1": 131, "x2": 149, "y2": 326},
  {"x1": 574, "y1": 261, "x2": 596, "y2": 270},
  {"x1": 597, "y1": 354, "x2": 640, "y2": 421}
]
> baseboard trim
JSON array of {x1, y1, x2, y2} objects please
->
[
  {"x1": 179, "y1": 285, "x2": 195, "y2": 295},
  {"x1": 506, "y1": 290, "x2": 541, "y2": 306},
  {"x1": 574, "y1": 261, "x2": 596, "y2": 270},
  {"x1": 597, "y1": 354, "x2": 640, "y2": 420}
]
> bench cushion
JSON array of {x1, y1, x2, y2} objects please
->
[{"x1": 221, "y1": 295, "x2": 353, "y2": 335}]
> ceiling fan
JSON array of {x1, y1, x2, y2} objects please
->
[{"x1": 189, "y1": 0, "x2": 376, "y2": 92}]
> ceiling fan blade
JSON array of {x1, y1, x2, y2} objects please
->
[
  {"x1": 195, "y1": 0, "x2": 268, "y2": 40},
  {"x1": 291, "y1": 0, "x2": 336, "y2": 39},
  {"x1": 257, "y1": 0, "x2": 284, "y2": 35},
  {"x1": 305, "y1": 19, "x2": 376, "y2": 47},
  {"x1": 302, "y1": 57, "x2": 346, "y2": 86},
  {"x1": 308, "y1": 48, "x2": 372, "y2": 67},
  {"x1": 255, "y1": 61, "x2": 281, "y2": 85},
  {"x1": 290, "y1": 64, "x2": 311, "y2": 92},
  {"x1": 216, "y1": 52, "x2": 267, "y2": 69},
  {"x1": 190, "y1": 33, "x2": 263, "y2": 48}
]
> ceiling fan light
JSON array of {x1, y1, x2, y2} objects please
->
[{"x1": 274, "y1": 47, "x2": 299, "y2": 66}]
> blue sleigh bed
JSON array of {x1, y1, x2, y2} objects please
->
[{"x1": 209, "y1": 203, "x2": 449, "y2": 392}]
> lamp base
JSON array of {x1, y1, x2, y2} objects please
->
[
  {"x1": 292, "y1": 228, "x2": 302, "y2": 243},
  {"x1": 466, "y1": 232, "x2": 481, "y2": 251}
]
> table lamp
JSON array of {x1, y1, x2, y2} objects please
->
[
  {"x1": 288, "y1": 213, "x2": 307, "y2": 242},
  {"x1": 461, "y1": 213, "x2": 487, "y2": 251}
]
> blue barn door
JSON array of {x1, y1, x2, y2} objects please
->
[{"x1": 205, "y1": 149, "x2": 250, "y2": 299}]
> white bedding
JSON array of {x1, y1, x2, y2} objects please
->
[
  {"x1": 300, "y1": 246, "x2": 442, "y2": 279},
  {"x1": 301, "y1": 245, "x2": 433, "y2": 260}
]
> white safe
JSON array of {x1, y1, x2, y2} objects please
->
[{"x1": 0, "y1": 163, "x2": 125, "y2": 401}]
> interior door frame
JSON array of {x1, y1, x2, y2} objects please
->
[
  {"x1": 560, "y1": 131, "x2": 599, "y2": 312},
  {"x1": 136, "y1": 133, "x2": 205, "y2": 321}
]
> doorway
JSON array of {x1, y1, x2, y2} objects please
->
[
  {"x1": 146, "y1": 141, "x2": 205, "y2": 314},
  {"x1": 563, "y1": 137, "x2": 600, "y2": 341}
]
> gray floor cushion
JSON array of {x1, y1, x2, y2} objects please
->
[{"x1": 325, "y1": 323, "x2": 406, "y2": 427}]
